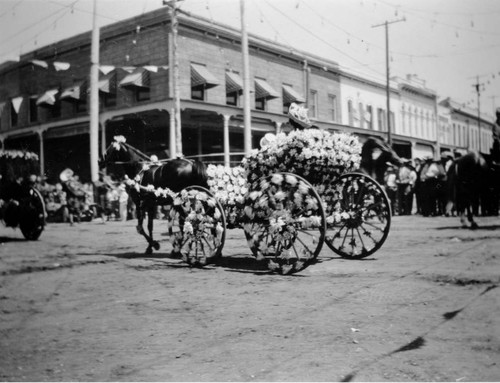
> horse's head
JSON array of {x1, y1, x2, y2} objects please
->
[{"x1": 360, "y1": 136, "x2": 403, "y2": 184}]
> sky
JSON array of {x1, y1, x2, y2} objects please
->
[{"x1": 1, "y1": 0, "x2": 500, "y2": 116}]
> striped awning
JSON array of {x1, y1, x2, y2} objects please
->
[
  {"x1": 191, "y1": 63, "x2": 219, "y2": 89},
  {"x1": 254, "y1": 79, "x2": 279, "y2": 100},
  {"x1": 119, "y1": 68, "x2": 150, "y2": 88},
  {"x1": 36, "y1": 89, "x2": 59, "y2": 106},
  {"x1": 225, "y1": 71, "x2": 243, "y2": 94},
  {"x1": 99, "y1": 73, "x2": 116, "y2": 93},
  {"x1": 282, "y1": 85, "x2": 305, "y2": 104},
  {"x1": 60, "y1": 82, "x2": 86, "y2": 101}
]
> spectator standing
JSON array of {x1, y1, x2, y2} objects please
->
[
  {"x1": 397, "y1": 160, "x2": 417, "y2": 215},
  {"x1": 384, "y1": 165, "x2": 398, "y2": 215}
]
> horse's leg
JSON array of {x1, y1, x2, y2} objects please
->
[
  {"x1": 134, "y1": 200, "x2": 156, "y2": 253},
  {"x1": 467, "y1": 203, "x2": 478, "y2": 229},
  {"x1": 146, "y1": 205, "x2": 160, "y2": 252}
]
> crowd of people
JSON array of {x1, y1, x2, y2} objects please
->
[
  {"x1": 33, "y1": 171, "x2": 133, "y2": 224},
  {"x1": 382, "y1": 153, "x2": 456, "y2": 217}
]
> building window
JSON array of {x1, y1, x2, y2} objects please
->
[
  {"x1": 366, "y1": 105, "x2": 373, "y2": 129},
  {"x1": 102, "y1": 92, "x2": 116, "y2": 108},
  {"x1": 226, "y1": 91, "x2": 238, "y2": 106},
  {"x1": 191, "y1": 63, "x2": 220, "y2": 102},
  {"x1": 309, "y1": 90, "x2": 318, "y2": 118},
  {"x1": 29, "y1": 97, "x2": 38, "y2": 123},
  {"x1": 347, "y1": 100, "x2": 353, "y2": 126},
  {"x1": 255, "y1": 97, "x2": 266, "y2": 111},
  {"x1": 191, "y1": 85, "x2": 205, "y2": 101},
  {"x1": 358, "y1": 102, "x2": 364, "y2": 129},
  {"x1": 226, "y1": 71, "x2": 243, "y2": 106},
  {"x1": 135, "y1": 87, "x2": 150, "y2": 102},
  {"x1": 377, "y1": 108, "x2": 386, "y2": 131},
  {"x1": 254, "y1": 78, "x2": 279, "y2": 111},
  {"x1": 328, "y1": 94, "x2": 337, "y2": 122}
]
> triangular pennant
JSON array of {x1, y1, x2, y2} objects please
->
[
  {"x1": 160, "y1": 65, "x2": 169, "y2": 70},
  {"x1": 53, "y1": 61, "x2": 71, "y2": 71},
  {"x1": 121, "y1": 66, "x2": 136, "y2": 73},
  {"x1": 11, "y1": 96, "x2": 23, "y2": 114},
  {"x1": 99, "y1": 65, "x2": 115, "y2": 75},
  {"x1": 143, "y1": 65, "x2": 158, "y2": 73},
  {"x1": 31, "y1": 59, "x2": 49, "y2": 69}
]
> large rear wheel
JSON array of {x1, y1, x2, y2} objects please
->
[
  {"x1": 323, "y1": 173, "x2": 391, "y2": 259},
  {"x1": 243, "y1": 173, "x2": 326, "y2": 274}
]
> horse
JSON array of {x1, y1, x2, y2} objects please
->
[
  {"x1": 359, "y1": 136, "x2": 403, "y2": 186},
  {"x1": 99, "y1": 136, "x2": 209, "y2": 254},
  {"x1": 445, "y1": 150, "x2": 491, "y2": 228}
]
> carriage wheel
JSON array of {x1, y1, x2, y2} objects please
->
[
  {"x1": 170, "y1": 186, "x2": 226, "y2": 267},
  {"x1": 243, "y1": 173, "x2": 326, "y2": 275},
  {"x1": 19, "y1": 187, "x2": 46, "y2": 241},
  {"x1": 323, "y1": 172, "x2": 391, "y2": 259}
]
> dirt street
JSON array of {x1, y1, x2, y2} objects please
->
[{"x1": 0, "y1": 215, "x2": 499, "y2": 382}]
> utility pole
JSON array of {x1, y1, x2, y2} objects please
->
[
  {"x1": 240, "y1": 0, "x2": 252, "y2": 156},
  {"x1": 89, "y1": 0, "x2": 99, "y2": 183},
  {"x1": 372, "y1": 17, "x2": 405, "y2": 146},
  {"x1": 164, "y1": 0, "x2": 182, "y2": 157}
]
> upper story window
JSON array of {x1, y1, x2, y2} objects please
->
[
  {"x1": 99, "y1": 72, "x2": 117, "y2": 108},
  {"x1": 282, "y1": 84, "x2": 305, "y2": 114},
  {"x1": 358, "y1": 102, "x2": 364, "y2": 129},
  {"x1": 35, "y1": 89, "x2": 60, "y2": 119},
  {"x1": 60, "y1": 81, "x2": 87, "y2": 114},
  {"x1": 254, "y1": 78, "x2": 279, "y2": 111},
  {"x1": 119, "y1": 68, "x2": 150, "y2": 102},
  {"x1": 347, "y1": 100, "x2": 354, "y2": 126},
  {"x1": 366, "y1": 105, "x2": 373, "y2": 129},
  {"x1": 377, "y1": 108, "x2": 386, "y2": 131},
  {"x1": 226, "y1": 71, "x2": 243, "y2": 106},
  {"x1": 328, "y1": 94, "x2": 337, "y2": 122},
  {"x1": 191, "y1": 63, "x2": 220, "y2": 101}
]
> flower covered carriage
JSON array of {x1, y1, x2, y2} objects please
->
[{"x1": 170, "y1": 128, "x2": 392, "y2": 275}]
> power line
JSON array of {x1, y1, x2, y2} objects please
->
[{"x1": 261, "y1": 0, "x2": 386, "y2": 80}]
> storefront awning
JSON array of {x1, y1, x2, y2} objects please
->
[
  {"x1": 225, "y1": 71, "x2": 243, "y2": 94},
  {"x1": 36, "y1": 89, "x2": 59, "y2": 106},
  {"x1": 191, "y1": 63, "x2": 219, "y2": 89},
  {"x1": 99, "y1": 73, "x2": 116, "y2": 94},
  {"x1": 119, "y1": 69, "x2": 150, "y2": 88},
  {"x1": 255, "y1": 79, "x2": 279, "y2": 100},
  {"x1": 282, "y1": 85, "x2": 305, "y2": 104},
  {"x1": 60, "y1": 82, "x2": 86, "y2": 101}
]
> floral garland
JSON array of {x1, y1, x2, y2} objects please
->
[
  {"x1": 242, "y1": 129, "x2": 361, "y2": 190},
  {"x1": 0, "y1": 150, "x2": 39, "y2": 161},
  {"x1": 206, "y1": 164, "x2": 248, "y2": 227}
]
